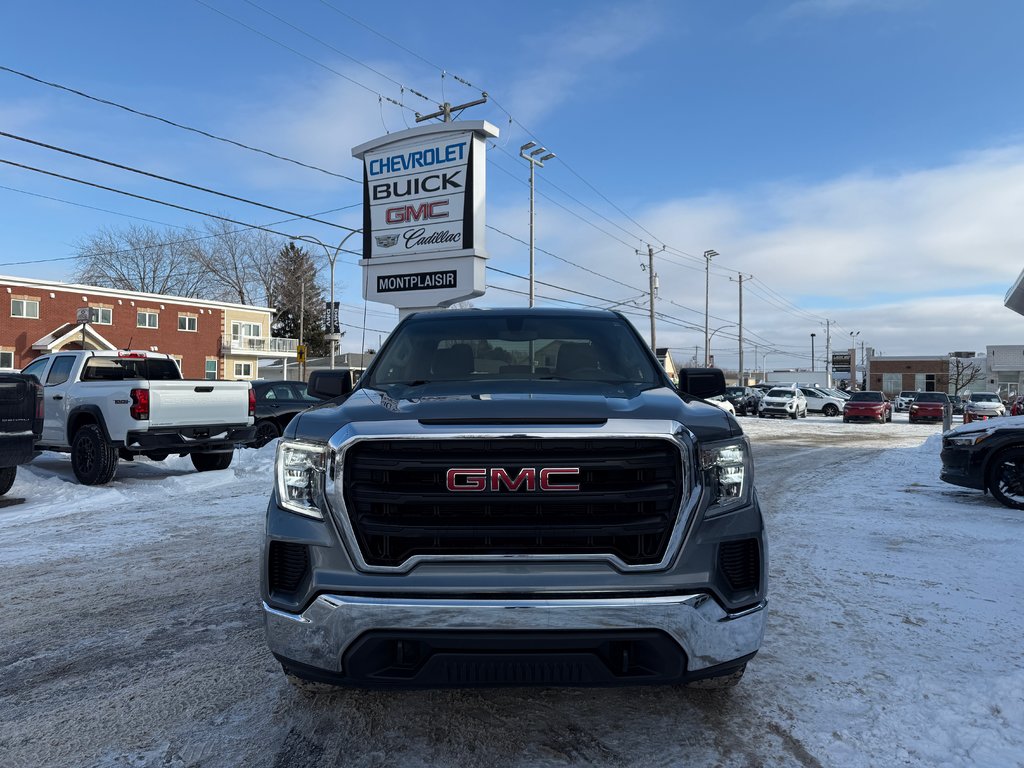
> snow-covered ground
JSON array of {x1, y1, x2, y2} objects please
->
[{"x1": 0, "y1": 413, "x2": 1021, "y2": 767}]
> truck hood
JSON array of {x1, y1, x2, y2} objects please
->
[{"x1": 285, "y1": 383, "x2": 741, "y2": 443}]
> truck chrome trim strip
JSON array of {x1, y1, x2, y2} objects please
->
[
  {"x1": 263, "y1": 592, "x2": 767, "y2": 674},
  {"x1": 322, "y1": 422, "x2": 702, "y2": 574},
  {"x1": 720, "y1": 598, "x2": 768, "y2": 622}
]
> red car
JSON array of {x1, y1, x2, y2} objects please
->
[
  {"x1": 908, "y1": 392, "x2": 949, "y2": 423},
  {"x1": 843, "y1": 391, "x2": 892, "y2": 423}
]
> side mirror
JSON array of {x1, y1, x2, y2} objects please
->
[
  {"x1": 677, "y1": 368, "x2": 727, "y2": 399},
  {"x1": 307, "y1": 369, "x2": 355, "y2": 400}
]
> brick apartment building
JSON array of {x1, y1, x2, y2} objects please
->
[{"x1": 0, "y1": 275, "x2": 297, "y2": 379}]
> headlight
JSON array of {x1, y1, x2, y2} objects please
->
[
  {"x1": 945, "y1": 428, "x2": 997, "y2": 446},
  {"x1": 275, "y1": 440, "x2": 328, "y2": 519},
  {"x1": 701, "y1": 437, "x2": 753, "y2": 516}
]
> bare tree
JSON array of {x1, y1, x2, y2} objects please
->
[
  {"x1": 73, "y1": 224, "x2": 214, "y2": 297},
  {"x1": 949, "y1": 356, "x2": 984, "y2": 396},
  {"x1": 192, "y1": 220, "x2": 286, "y2": 305}
]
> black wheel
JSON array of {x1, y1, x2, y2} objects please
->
[
  {"x1": 823, "y1": 404, "x2": 839, "y2": 417},
  {"x1": 191, "y1": 451, "x2": 234, "y2": 472},
  {"x1": 800, "y1": 407, "x2": 807, "y2": 418},
  {"x1": 0, "y1": 466, "x2": 16, "y2": 496},
  {"x1": 71, "y1": 424, "x2": 119, "y2": 485},
  {"x1": 986, "y1": 447, "x2": 1024, "y2": 509},
  {"x1": 687, "y1": 664, "x2": 746, "y2": 690},
  {"x1": 253, "y1": 419, "x2": 281, "y2": 448},
  {"x1": 790, "y1": 410, "x2": 798, "y2": 420}
]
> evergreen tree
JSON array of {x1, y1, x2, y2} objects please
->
[{"x1": 271, "y1": 243, "x2": 329, "y2": 356}]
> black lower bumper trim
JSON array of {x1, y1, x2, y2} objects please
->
[
  {"x1": 125, "y1": 425, "x2": 256, "y2": 453},
  {"x1": 274, "y1": 631, "x2": 756, "y2": 689}
]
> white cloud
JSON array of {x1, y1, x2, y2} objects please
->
[
  {"x1": 480, "y1": 142, "x2": 1024, "y2": 369},
  {"x1": 501, "y1": 2, "x2": 667, "y2": 127}
]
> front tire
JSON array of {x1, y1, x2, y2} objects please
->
[
  {"x1": 823, "y1": 404, "x2": 839, "y2": 417},
  {"x1": 986, "y1": 447, "x2": 1024, "y2": 509},
  {"x1": 190, "y1": 451, "x2": 234, "y2": 472},
  {"x1": 71, "y1": 424, "x2": 119, "y2": 485},
  {"x1": 0, "y1": 466, "x2": 16, "y2": 496}
]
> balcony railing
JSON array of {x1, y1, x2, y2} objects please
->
[{"x1": 222, "y1": 335, "x2": 299, "y2": 357}]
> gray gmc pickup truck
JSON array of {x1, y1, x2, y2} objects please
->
[{"x1": 262, "y1": 308, "x2": 767, "y2": 689}]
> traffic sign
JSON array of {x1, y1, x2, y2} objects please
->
[{"x1": 296, "y1": 344, "x2": 307, "y2": 363}]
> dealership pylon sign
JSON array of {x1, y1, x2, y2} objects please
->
[{"x1": 352, "y1": 121, "x2": 499, "y2": 315}]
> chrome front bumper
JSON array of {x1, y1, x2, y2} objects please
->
[{"x1": 263, "y1": 593, "x2": 767, "y2": 676}]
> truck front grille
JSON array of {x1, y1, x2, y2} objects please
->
[
  {"x1": 718, "y1": 538, "x2": 760, "y2": 592},
  {"x1": 340, "y1": 438, "x2": 685, "y2": 568}
]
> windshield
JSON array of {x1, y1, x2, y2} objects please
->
[
  {"x1": 899, "y1": 392, "x2": 916, "y2": 398},
  {"x1": 970, "y1": 393, "x2": 1001, "y2": 403},
  {"x1": 914, "y1": 393, "x2": 946, "y2": 403},
  {"x1": 849, "y1": 392, "x2": 883, "y2": 402},
  {"x1": 725, "y1": 386, "x2": 747, "y2": 396},
  {"x1": 766, "y1": 388, "x2": 795, "y2": 398},
  {"x1": 366, "y1": 313, "x2": 660, "y2": 388}
]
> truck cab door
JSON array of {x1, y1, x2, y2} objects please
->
[{"x1": 41, "y1": 354, "x2": 78, "y2": 445}]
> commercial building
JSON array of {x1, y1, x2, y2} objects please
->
[
  {"x1": 0, "y1": 275, "x2": 297, "y2": 379},
  {"x1": 868, "y1": 356, "x2": 951, "y2": 396}
]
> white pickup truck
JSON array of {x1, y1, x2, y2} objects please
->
[{"x1": 22, "y1": 350, "x2": 255, "y2": 485}]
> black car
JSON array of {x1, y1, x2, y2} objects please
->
[
  {"x1": 940, "y1": 419, "x2": 1024, "y2": 508},
  {"x1": 251, "y1": 380, "x2": 321, "y2": 447},
  {"x1": 723, "y1": 385, "x2": 760, "y2": 416},
  {"x1": 0, "y1": 373, "x2": 43, "y2": 495}
]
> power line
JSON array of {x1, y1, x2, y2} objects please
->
[
  {"x1": 0, "y1": 65, "x2": 360, "y2": 184},
  {"x1": 193, "y1": 0, "x2": 414, "y2": 114},
  {"x1": 241, "y1": 0, "x2": 437, "y2": 105},
  {"x1": 0, "y1": 156, "x2": 362, "y2": 248},
  {"x1": 0, "y1": 131, "x2": 358, "y2": 233}
]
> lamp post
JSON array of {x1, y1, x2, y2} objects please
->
[
  {"x1": 707, "y1": 323, "x2": 736, "y2": 368},
  {"x1": 296, "y1": 231, "x2": 360, "y2": 369},
  {"x1": 703, "y1": 249, "x2": 718, "y2": 366},
  {"x1": 850, "y1": 330, "x2": 860, "y2": 390},
  {"x1": 762, "y1": 351, "x2": 770, "y2": 381},
  {"x1": 811, "y1": 332, "x2": 816, "y2": 372},
  {"x1": 520, "y1": 142, "x2": 556, "y2": 307}
]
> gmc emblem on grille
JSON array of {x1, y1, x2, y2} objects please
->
[{"x1": 446, "y1": 467, "x2": 580, "y2": 492}]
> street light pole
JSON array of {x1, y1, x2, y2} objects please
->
[
  {"x1": 703, "y1": 249, "x2": 718, "y2": 366},
  {"x1": 520, "y1": 142, "x2": 556, "y2": 307},
  {"x1": 707, "y1": 323, "x2": 736, "y2": 369},
  {"x1": 811, "y1": 332, "x2": 816, "y2": 372},
  {"x1": 296, "y1": 231, "x2": 360, "y2": 369}
]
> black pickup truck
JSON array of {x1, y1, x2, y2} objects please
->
[
  {"x1": 261, "y1": 308, "x2": 767, "y2": 690},
  {"x1": 0, "y1": 373, "x2": 44, "y2": 495}
]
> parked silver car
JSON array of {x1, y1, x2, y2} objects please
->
[{"x1": 759, "y1": 387, "x2": 808, "y2": 419}]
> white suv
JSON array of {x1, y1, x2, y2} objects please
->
[
  {"x1": 759, "y1": 387, "x2": 808, "y2": 419},
  {"x1": 799, "y1": 387, "x2": 845, "y2": 417},
  {"x1": 894, "y1": 391, "x2": 918, "y2": 412}
]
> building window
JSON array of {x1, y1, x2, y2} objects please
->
[
  {"x1": 178, "y1": 315, "x2": 198, "y2": 332},
  {"x1": 0, "y1": 351, "x2": 13, "y2": 369},
  {"x1": 231, "y1": 321, "x2": 262, "y2": 340},
  {"x1": 170, "y1": 356, "x2": 183, "y2": 373},
  {"x1": 205, "y1": 359, "x2": 218, "y2": 380},
  {"x1": 881, "y1": 373, "x2": 902, "y2": 396},
  {"x1": 137, "y1": 311, "x2": 158, "y2": 328},
  {"x1": 11, "y1": 298, "x2": 40, "y2": 319},
  {"x1": 91, "y1": 307, "x2": 112, "y2": 325},
  {"x1": 234, "y1": 361, "x2": 253, "y2": 378}
]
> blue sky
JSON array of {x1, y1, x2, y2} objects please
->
[{"x1": 3, "y1": 0, "x2": 1024, "y2": 369}]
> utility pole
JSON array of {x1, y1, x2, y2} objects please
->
[
  {"x1": 811, "y1": 333, "x2": 816, "y2": 372},
  {"x1": 730, "y1": 273, "x2": 747, "y2": 383},
  {"x1": 703, "y1": 249, "x2": 718, "y2": 366},
  {"x1": 636, "y1": 244, "x2": 663, "y2": 352},
  {"x1": 415, "y1": 94, "x2": 489, "y2": 124},
  {"x1": 825, "y1": 319, "x2": 833, "y2": 388},
  {"x1": 299, "y1": 279, "x2": 305, "y2": 381}
]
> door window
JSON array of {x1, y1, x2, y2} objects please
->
[{"x1": 45, "y1": 356, "x2": 76, "y2": 386}]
